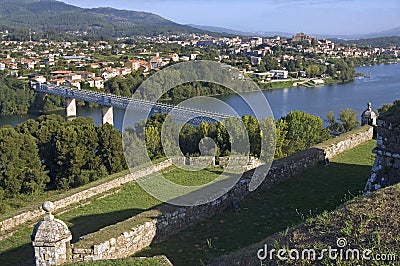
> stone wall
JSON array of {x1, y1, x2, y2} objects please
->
[
  {"x1": 69, "y1": 126, "x2": 374, "y2": 262},
  {"x1": 187, "y1": 156, "x2": 216, "y2": 167},
  {"x1": 0, "y1": 160, "x2": 173, "y2": 233},
  {"x1": 365, "y1": 119, "x2": 400, "y2": 193},
  {"x1": 219, "y1": 156, "x2": 262, "y2": 170},
  {"x1": 315, "y1": 125, "x2": 374, "y2": 159},
  {"x1": 72, "y1": 221, "x2": 156, "y2": 262}
]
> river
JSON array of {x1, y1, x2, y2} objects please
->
[{"x1": 1, "y1": 63, "x2": 399, "y2": 130}]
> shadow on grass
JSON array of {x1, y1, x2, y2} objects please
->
[
  {"x1": 140, "y1": 162, "x2": 373, "y2": 266},
  {"x1": 68, "y1": 208, "x2": 147, "y2": 243},
  {"x1": 0, "y1": 242, "x2": 34, "y2": 266}
]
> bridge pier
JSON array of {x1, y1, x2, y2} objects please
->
[
  {"x1": 102, "y1": 106, "x2": 114, "y2": 126},
  {"x1": 66, "y1": 98, "x2": 77, "y2": 119}
]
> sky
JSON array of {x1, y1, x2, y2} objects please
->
[{"x1": 61, "y1": 0, "x2": 400, "y2": 35}]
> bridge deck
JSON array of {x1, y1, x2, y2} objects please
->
[{"x1": 33, "y1": 83, "x2": 233, "y2": 122}]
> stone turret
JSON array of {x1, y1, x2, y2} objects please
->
[
  {"x1": 361, "y1": 102, "x2": 377, "y2": 126},
  {"x1": 31, "y1": 201, "x2": 72, "y2": 265}
]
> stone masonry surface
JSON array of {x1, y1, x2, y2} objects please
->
[{"x1": 365, "y1": 119, "x2": 400, "y2": 193}]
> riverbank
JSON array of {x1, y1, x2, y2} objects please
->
[{"x1": 1, "y1": 63, "x2": 399, "y2": 130}]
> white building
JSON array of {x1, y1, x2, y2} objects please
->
[{"x1": 269, "y1": 70, "x2": 288, "y2": 79}]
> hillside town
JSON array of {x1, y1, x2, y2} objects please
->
[{"x1": 1, "y1": 32, "x2": 399, "y2": 90}]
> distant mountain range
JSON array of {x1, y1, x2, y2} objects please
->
[
  {"x1": 188, "y1": 24, "x2": 400, "y2": 40},
  {"x1": 186, "y1": 24, "x2": 293, "y2": 38},
  {"x1": 0, "y1": 0, "x2": 398, "y2": 43},
  {"x1": 0, "y1": 0, "x2": 208, "y2": 38}
]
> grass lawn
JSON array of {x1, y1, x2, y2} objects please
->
[
  {"x1": 163, "y1": 167, "x2": 223, "y2": 186},
  {"x1": 137, "y1": 140, "x2": 376, "y2": 265}
]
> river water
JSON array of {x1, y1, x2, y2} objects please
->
[{"x1": 1, "y1": 63, "x2": 399, "y2": 130}]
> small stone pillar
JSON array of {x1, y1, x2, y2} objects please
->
[
  {"x1": 31, "y1": 201, "x2": 72, "y2": 266},
  {"x1": 66, "y1": 98, "x2": 77, "y2": 118},
  {"x1": 102, "y1": 105, "x2": 114, "y2": 126}
]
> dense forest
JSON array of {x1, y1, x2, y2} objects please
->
[
  {"x1": 0, "y1": 115, "x2": 126, "y2": 212},
  {"x1": 0, "y1": 72, "x2": 34, "y2": 115},
  {"x1": 0, "y1": 73, "x2": 65, "y2": 115},
  {"x1": 0, "y1": 0, "x2": 208, "y2": 39}
]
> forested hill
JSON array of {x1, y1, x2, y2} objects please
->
[
  {"x1": 331, "y1": 36, "x2": 400, "y2": 48},
  {"x1": 0, "y1": 0, "x2": 208, "y2": 38}
]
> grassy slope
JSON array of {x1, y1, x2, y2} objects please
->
[
  {"x1": 137, "y1": 140, "x2": 376, "y2": 265},
  {"x1": 67, "y1": 256, "x2": 171, "y2": 266},
  {"x1": 212, "y1": 184, "x2": 400, "y2": 266}
]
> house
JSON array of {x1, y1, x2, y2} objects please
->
[
  {"x1": 254, "y1": 72, "x2": 274, "y2": 80},
  {"x1": 249, "y1": 37, "x2": 263, "y2": 46},
  {"x1": 119, "y1": 67, "x2": 132, "y2": 76},
  {"x1": 49, "y1": 78, "x2": 66, "y2": 86},
  {"x1": 44, "y1": 54, "x2": 55, "y2": 66},
  {"x1": 77, "y1": 71, "x2": 96, "y2": 79},
  {"x1": 65, "y1": 73, "x2": 82, "y2": 81},
  {"x1": 65, "y1": 79, "x2": 83, "y2": 89},
  {"x1": 150, "y1": 55, "x2": 163, "y2": 69},
  {"x1": 29, "y1": 73, "x2": 47, "y2": 83},
  {"x1": 269, "y1": 70, "x2": 288, "y2": 79},
  {"x1": 26, "y1": 60, "x2": 37, "y2": 69},
  {"x1": 0, "y1": 63, "x2": 5, "y2": 71},
  {"x1": 63, "y1": 55, "x2": 90, "y2": 62},
  {"x1": 169, "y1": 53, "x2": 179, "y2": 62},
  {"x1": 125, "y1": 60, "x2": 151, "y2": 72},
  {"x1": 51, "y1": 70, "x2": 73, "y2": 76},
  {"x1": 180, "y1": 56, "x2": 190, "y2": 61},
  {"x1": 90, "y1": 63, "x2": 101, "y2": 69},
  {"x1": 87, "y1": 77, "x2": 104, "y2": 89},
  {"x1": 4, "y1": 57, "x2": 15, "y2": 64},
  {"x1": 190, "y1": 54, "x2": 199, "y2": 60},
  {"x1": 101, "y1": 68, "x2": 119, "y2": 80}
]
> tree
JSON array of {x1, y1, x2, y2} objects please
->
[
  {"x1": 326, "y1": 111, "x2": 343, "y2": 133},
  {"x1": 97, "y1": 123, "x2": 127, "y2": 174},
  {"x1": 0, "y1": 127, "x2": 49, "y2": 198},
  {"x1": 335, "y1": 59, "x2": 355, "y2": 82},
  {"x1": 278, "y1": 111, "x2": 331, "y2": 156},
  {"x1": 242, "y1": 115, "x2": 261, "y2": 156},
  {"x1": 339, "y1": 108, "x2": 360, "y2": 132}
]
